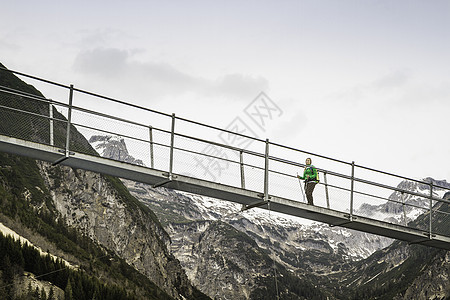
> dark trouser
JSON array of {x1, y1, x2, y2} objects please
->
[{"x1": 304, "y1": 181, "x2": 317, "y2": 205}]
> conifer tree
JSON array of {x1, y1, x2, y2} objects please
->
[
  {"x1": 64, "y1": 280, "x2": 73, "y2": 300},
  {"x1": 48, "y1": 286, "x2": 55, "y2": 300},
  {"x1": 41, "y1": 288, "x2": 47, "y2": 300}
]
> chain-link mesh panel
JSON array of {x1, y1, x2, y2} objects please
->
[
  {"x1": 323, "y1": 184, "x2": 351, "y2": 212},
  {"x1": 432, "y1": 202, "x2": 450, "y2": 237},
  {"x1": 241, "y1": 151, "x2": 265, "y2": 193},
  {"x1": 268, "y1": 171, "x2": 303, "y2": 203},
  {"x1": 352, "y1": 181, "x2": 393, "y2": 221},
  {"x1": 410, "y1": 207, "x2": 432, "y2": 232},
  {"x1": 0, "y1": 91, "x2": 56, "y2": 145},
  {"x1": 3, "y1": 69, "x2": 450, "y2": 247},
  {"x1": 268, "y1": 157, "x2": 304, "y2": 203},
  {"x1": 321, "y1": 173, "x2": 351, "y2": 212},
  {"x1": 243, "y1": 164, "x2": 264, "y2": 193},
  {"x1": 173, "y1": 134, "x2": 241, "y2": 187}
]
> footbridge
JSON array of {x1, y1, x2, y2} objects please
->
[{"x1": 1, "y1": 67, "x2": 449, "y2": 250}]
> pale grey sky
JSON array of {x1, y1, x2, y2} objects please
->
[{"x1": 2, "y1": 0, "x2": 450, "y2": 183}]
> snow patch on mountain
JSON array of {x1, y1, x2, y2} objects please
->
[{"x1": 89, "y1": 135, "x2": 449, "y2": 263}]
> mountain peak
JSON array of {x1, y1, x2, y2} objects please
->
[{"x1": 89, "y1": 135, "x2": 144, "y2": 166}]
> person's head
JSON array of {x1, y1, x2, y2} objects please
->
[{"x1": 305, "y1": 158, "x2": 312, "y2": 165}]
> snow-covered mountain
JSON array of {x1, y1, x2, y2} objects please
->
[
  {"x1": 90, "y1": 135, "x2": 144, "y2": 166},
  {"x1": 89, "y1": 134, "x2": 449, "y2": 298},
  {"x1": 356, "y1": 177, "x2": 450, "y2": 225},
  {"x1": 88, "y1": 136, "x2": 398, "y2": 254}
]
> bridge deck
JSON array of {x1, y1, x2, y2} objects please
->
[{"x1": 1, "y1": 135, "x2": 449, "y2": 250}]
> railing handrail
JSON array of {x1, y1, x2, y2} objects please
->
[
  {"x1": 1, "y1": 66, "x2": 450, "y2": 244},
  {"x1": 2, "y1": 66, "x2": 448, "y2": 191},
  {"x1": 1, "y1": 81, "x2": 448, "y2": 195}
]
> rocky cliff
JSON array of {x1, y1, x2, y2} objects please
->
[
  {"x1": 337, "y1": 195, "x2": 450, "y2": 299},
  {"x1": 91, "y1": 135, "x2": 397, "y2": 298},
  {"x1": 92, "y1": 134, "x2": 450, "y2": 299},
  {"x1": 0, "y1": 65, "x2": 208, "y2": 299},
  {"x1": 36, "y1": 161, "x2": 200, "y2": 299},
  {"x1": 2, "y1": 63, "x2": 448, "y2": 299}
]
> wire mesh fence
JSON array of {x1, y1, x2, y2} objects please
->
[{"x1": 1, "y1": 66, "x2": 449, "y2": 241}]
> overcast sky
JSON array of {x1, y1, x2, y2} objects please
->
[{"x1": 2, "y1": 0, "x2": 450, "y2": 184}]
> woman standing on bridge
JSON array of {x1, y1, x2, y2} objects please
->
[{"x1": 298, "y1": 158, "x2": 319, "y2": 205}]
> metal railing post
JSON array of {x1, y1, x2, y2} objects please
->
[
  {"x1": 264, "y1": 139, "x2": 269, "y2": 203},
  {"x1": 401, "y1": 192, "x2": 407, "y2": 226},
  {"x1": 324, "y1": 172, "x2": 330, "y2": 209},
  {"x1": 240, "y1": 150, "x2": 245, "y2": 189},
  {"x1": 429, "y1": 182, "x2": 433, "y2": 238},
  {"x1": 350, "y1": 161, "x2": 355, "y2": 221},
  {"x1": 169, "y1": 113, "x2": 176, "y2": 180},
  {"x1": 65, "y1": 85, "x2": 74, "y2": 156},
  {"x1": 149, "y1": 126, "x2": 154, "y2": 169},
  {"x1": 49, "y1": 102, "x2": 54, "y2": 146}
]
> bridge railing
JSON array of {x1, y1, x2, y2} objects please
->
[{"x1": 1, "y1": 66, "x2": 449, "y2": 239}]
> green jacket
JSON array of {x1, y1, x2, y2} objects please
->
[{"x1": 299, "y1": 165, "x2": 319, "y2": 182}]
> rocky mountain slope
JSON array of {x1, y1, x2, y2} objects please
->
[
  {"x1": 1, "y1": 63, "x2": 448, "y2": 299},
  {"x1": 356, "y1": 177, "x2": 450, "y2": 225},
  {"x1": 91, "y1": 133, "x2": 450, "y2": 299},
  {"x1": 90, "y1": 134, "x2": 450, "y2": 299},
  {"x1": 0, "y1": 64, "x2": 209, "y2": 299},
  {"x1": 336, "y1": 193, "x2": 450, "y2": 299}
]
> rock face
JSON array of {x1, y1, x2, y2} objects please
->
[
  {"x1": 1, "y1": 61, "x2": 448, "y2": 299},
  {"x1": 189, "y1": 221, "x2": 329, "y2": 300},
  {"x1": 36, "y1": 161, "x2": 202, "y2": 300},
  {"x1": 339, "y1": 197, "x2": 450, "y2": 299},
  {"x1": 193, "y1": 221, "x2": 272, "y2": 300},
  {"x1": 92, "y1": 134, "x2": 450, "y2": 299},
  {"x1": 92, "y1": 135, "x2": 397, "y2": 298},
  {"x1": 356, "y1": 177, "x2": 450, "y2": 225},
  {"x1": 401, "y1": 251, "x2": 450, "y2": 299},
  {"x1": 89, "y1": 135, "x2": 144, "y2": 166},
  {"x1": 340, "y1": 241, "x2": 450, "y2": 299}
]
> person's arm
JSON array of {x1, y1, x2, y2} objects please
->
[{"x1": 298, "y1": 168, "x2": 306, "y2": 180}]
